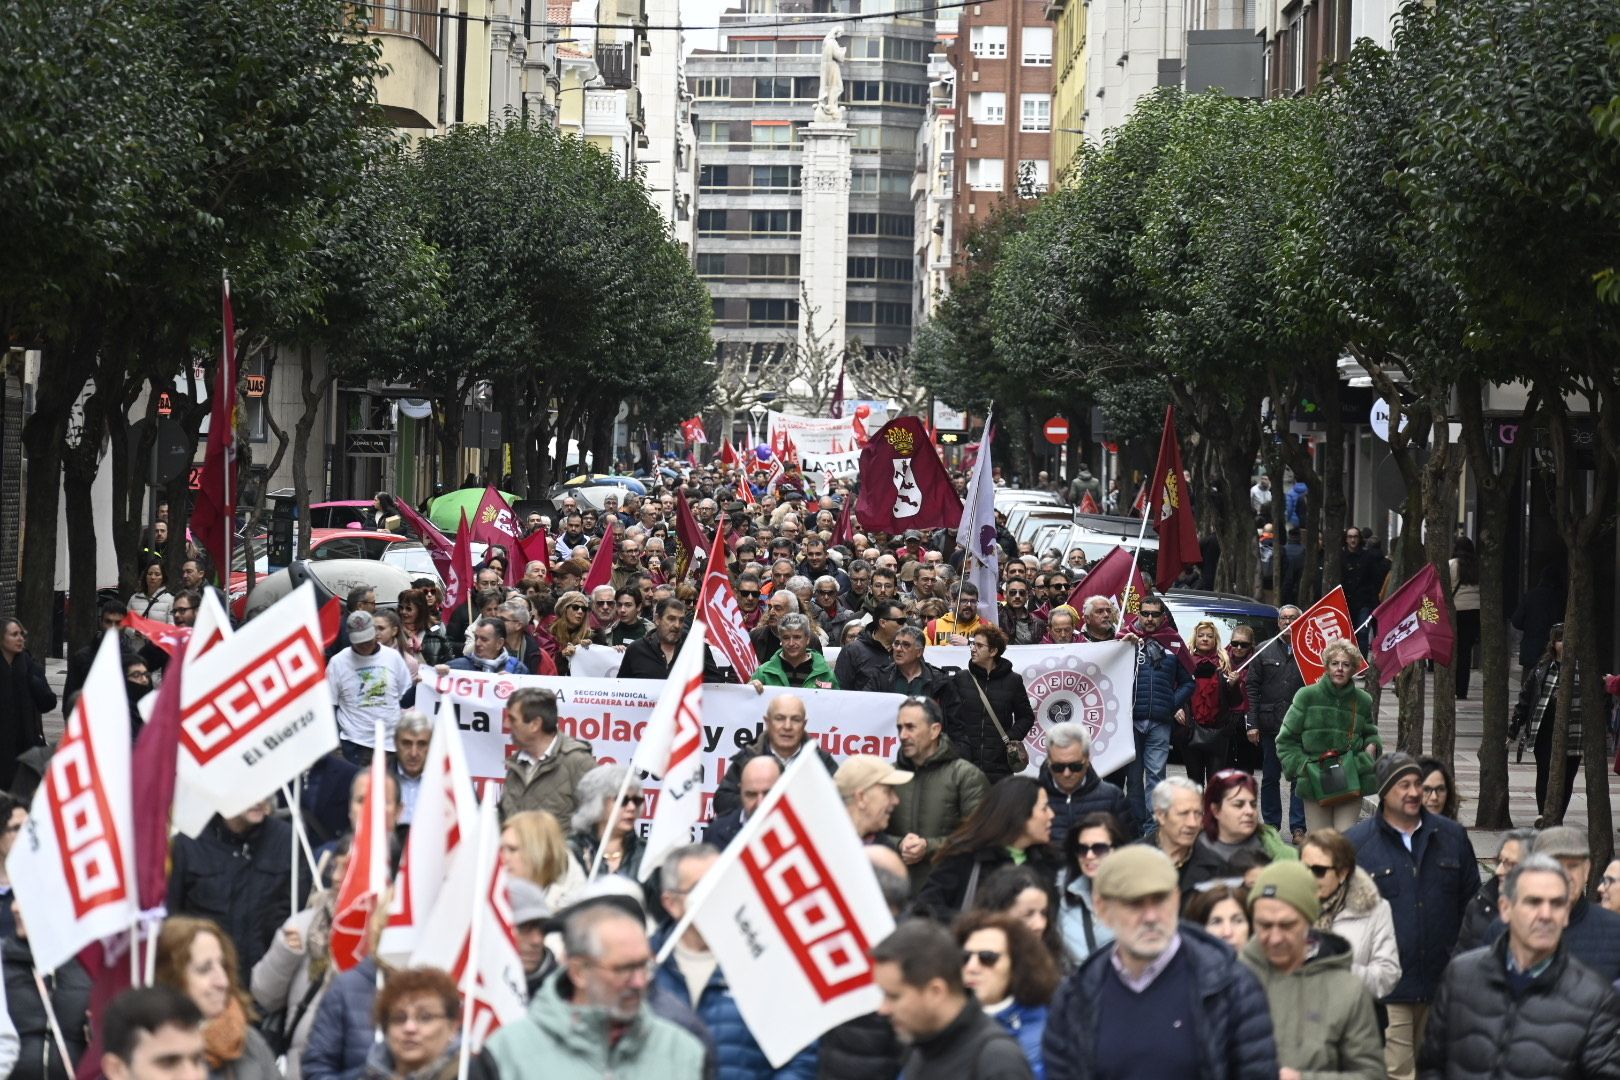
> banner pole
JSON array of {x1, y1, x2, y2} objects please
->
[
  {"x1": 128, "y1": 921, "x2": 139, "y2": 986},
  {"x1": 144, "y1": 915, "x2": 159, "y2": 986},
  {"x1": 587, "y1": 765, "x2": 639, "y2": 880},
  {"x1": 34, "y1": 969, "x2": 75, "y2": 1074},
  {"x1": 284, "y1": 782, "x2": 324, "y2": 887},
  {"x1": 456, "y1": 798, "x2": 494, "y2": 1080},
  {"x1": 1231, "y1": 630, "x2": 1286, "y2": 675},
  {"x1": 1121, "y1": 508, "x2": 1152, "y2": 614},
  {"x1": 289, "y1": 775, "x2": 300, "y2": 916}
]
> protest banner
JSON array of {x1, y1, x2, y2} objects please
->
[
  {"x1": 661, "y1": 752, "x2": 894, "y2": 1066},
  {"x1": 172, "y1": 583, "x2": 338, "y2": 836},
  {"x1": 767, "y1": 411, "x2": 865, "y2": 456}
]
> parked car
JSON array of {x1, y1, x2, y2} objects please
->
[
  {"x1": 240, "y1": 559, "x2": 417, "y2": 622},
  {"x1": 229, "y1": 530, "x2": 413, "y2": 617}
]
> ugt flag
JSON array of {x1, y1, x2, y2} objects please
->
[
  {"x1": 855, "y1": 416, "x2": 963, "y2": 534},
  {"x1": 954, "y1": 410, "x2": 999, "y2": 623},
  {"x1": 674, "y1": 751, "x2": 896, "y2": 1067},
  {"x1": 1148, "y1": 405, "x2": 1200, "y2": 591},
  {"x1": 471, "y1": 486, "x2": 521, "y2": 586},
  {"x1": 635, "y1": 624, "x2": 710, "y2": 881},
  {"x1": 1289, "y1": 586, "x2": 1366, "y2": 685},
  {"x1": 1369, "y1": 564, "x2": 1454, "y2": 686},
  {"x1": 8, "y1": 634, "x2": 138, "y2": 972},
  {"x1": 699, "y1": 528, "x2": 758, "y2": 679}
]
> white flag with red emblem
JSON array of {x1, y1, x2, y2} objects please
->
[
  {"x1": 699, "y1": 528, "x2": 758, "y2": 679},
  {"x1": 634, "y1": 623, "x2": 710, "y2": 881},
  {"x1": 379, "y1": 715, "x2": 477, "y2": 965},
  {"x1": 668, "y1": 751, "x2": 895, "y2": 1067},
  {"x1": 7, "y1": 634, "x2": 139, "y2": 972},
  {"x1": 331, "y1": 720, "x2": 389, "y2": 972},
  {"x1": 409, "y1": 790, "x2": 527, "y2": 1051}
]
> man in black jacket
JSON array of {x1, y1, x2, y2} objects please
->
[
  {"x1": 166, "y1": 800, "x2": 305, "y2": 979},
  {"x1": 833, "y1": 600, "x2": 904, "y2": 690},
  {"x1": 1419, "y1": 854, "x2": 1620, "y2": 1079},
  {"x1": 618, "y1": 598, "x2": 727, "y2": 683},
  {"x1": 711, "y1": 693, "x2": 837, "y2": 817},
  {"x1": 872, "y1": 920, "x2": 1033, "y2": 1079},
  {"x1": 1338, "y1": 528, "x2": 1388, "y2": 651},
  {"x1": 1039, "y1": 721, "x2": 1135, "y2": 848},
  {"x1": 1251, "y1": 604, "x2": 1306, "y2": 839},
  {"x1": 1481, "y1": 826, "x2": 1620, "y2": 984}
]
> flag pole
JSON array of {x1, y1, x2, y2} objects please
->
[
  {"x1": 1230, "y1": 629, "x2": 1286, "y2": 675},
  {"x1": 34, "y1": 969, "x2": 75, "y2": 1073},
  {"x1": 456, "y1": 796, "x2": 494, "y2": 1080},
  {"x1": 220, "y1": 269, "x2": 234, "y2": 593},
  {"x1": 289, "y1": 776, "x2": 299, "y2": 918}
]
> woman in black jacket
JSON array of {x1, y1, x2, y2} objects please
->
[
  {"x1": 918, "y1": 777, "x2": 1058, "y2": 917},
  {"x1": 949, "y1": 624, "x2": 1035, "y2": 782},
  {"x1": 1510, "y1": 625, "x2": 1583, "y2": 825},
  {"x1": 0, "y1": 619, "x2": 54, "y2": 792},
  {"x1": 4, "y1": 913, "x2": 91, "y2": 1080}
]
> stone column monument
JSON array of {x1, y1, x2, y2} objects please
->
[{"x1": 798, "y1": 28, "x2": 853, "y2": 353}]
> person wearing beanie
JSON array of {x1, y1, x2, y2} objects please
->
[
  {"x1": 1344, "y1": 750, "x2": 1479, "y2": 1080},
  {"x1": 1238, "y1": 862, "x2": 1384, "y2": 1080}
]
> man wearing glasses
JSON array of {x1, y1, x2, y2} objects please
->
[
  {"x1": 834, "y1": 599, "x2": 906, "y2": 691},
  {"x1": 997, "y1": 579, "x2": 1046, "y2": 646},
  {"x1": 1040, "y1": 721, "x2": 1136, "y2": 849},
  {"x1": 1127, "y1": 595, "x2": 1194, "y2": 836}
]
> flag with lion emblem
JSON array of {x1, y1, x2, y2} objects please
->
[
  {"x1": 1148, "y1": 406, "x2": 1200, "y2": 591},
  {"x1": 855, "y1": 416, "x2": 963, "y2": 534}
]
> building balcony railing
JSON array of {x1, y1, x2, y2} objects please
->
[
  {"x1": 596, "y1": 43, "x2": 635, "y2": 89},
  {"x1": 360, "y1": 0, "x2": 438, "y2": 55}
]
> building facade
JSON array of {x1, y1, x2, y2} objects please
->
[
  {"x1": 946, "y1": 0, "x2": 1053, "y2": 254},
  {"x1": 912, "y1": 40, "x2": 957, "y2": 323},
  {"x1": 689, "y1": 1, "x2": 936, "y2": 359}
]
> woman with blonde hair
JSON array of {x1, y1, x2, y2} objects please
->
[
  {"x1": 155, "y1": 917, "x2": 279, "y2": 1080},
  {"x1": 1184, "y1": 620, "x2": 1246, "y2": 786},
  {"x1": 1276, "y1": 638, "x2": 1381, "y2": 832},
  {"x1": 499, "y1": 810, "x2": 586, "y2": 910},
  {"x1": 548, "y1": 591, "x2": 593, "y2": 674}
]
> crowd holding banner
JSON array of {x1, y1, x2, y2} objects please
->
[{"x1": 5, "y1": 402, "x2": 1619, "y2": 1080}]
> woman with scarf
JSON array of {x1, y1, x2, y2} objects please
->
[
  {"x1": 363, "y1": 968, "x2": 460, "y2": 1080},
  {"x1": 1300, "y1": 829, "x2": 1401, "y2": 1001},
  {"x1": 1182, "y1": 621, "x2": 1247, "y2": 786},
  {"x1": 1510, "y1": 623, "x2": 1584, "y2": 826},
  {"x1": 155, "y1": 917, "x2": 279, "y2": 1080},
  {"x1": 548, "y1": 590, "x2": 595, "y2": 676}
]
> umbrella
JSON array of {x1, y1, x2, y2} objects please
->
[{"x1": 427, "y1": 488, "x2": 518, "y2": 533}]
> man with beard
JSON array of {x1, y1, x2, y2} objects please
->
[
  {"x1": 998, "y1": 578, "x2": 1046, "y2": 646},
  {"x1": 619, "y1": 598, "x2": 727, "y2": 682}
]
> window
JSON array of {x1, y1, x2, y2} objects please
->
[
  {"x1": 794, "y1": 76, "x2": 820, "y2": 99},
  {"x1": 697, "y1": 209, "x2": 729, "y2": 236},
  {"x1": 751, "y1": 122, "x2": 794, "y2": 149},
  {"x1": 751, "y1": 164, "x2": 801, "y2": 189},
  {"x1": 1017, "y1": 159, "x2": 1051, "y2": 193},
  {"x1": 848, "y1": 256, "x2": 912, "y2": 280},
  {"x1": 850, "y1": 36, "x2": 882, "y2": 58},
  {"x1": 966, "y1": 157, "x2": 1005, "y2": 191},
  {"x1": 846, "y1": 301, "x2": 874, "y2": 324},
  {"x1": 747, "y1": 253, "x2": 800, "y2": 278},
  {"x1": 750, "y1": 209, "x2": 801, "y2": 235},
  {"x1": 878, "y1": 213, "x2": 914, "y2": 237},
  {"x1": 970, "y1": 92, "x2": 1006, "y2": 125},
  {"x1": 693, "y1": 77, "x2": 731, "y2": 98},
  {"x1": 849, "y1": 212, "x2": 877, "y2": 235},
  {"x1": 884, "y1": 37, "x2": 928, "y2": 63},
  {"x1": 884, "y1": 81, "x2": 926, "y2": 107},
  {"x1": 876, "y1": 301, "x2": 911, "y2": 325},
  {"x1": 698, "y1": 121, "x2": 728, "y2": 144},
  {"x1": 1021, "y1": 27, "x2": 1053, "y2": 65},
  {"x1": 853, "y1": 126, "x2": 882, "y2": 149},
  {"x1": 969, "y1": 26, "x2": 1008, "y2": 58},
  {"x1": 850, "y1": 80, "x2": 882, "y2": 102},
  {"x1": 1020, "y1": 94, "x2": 1051, "y2": 132},
  {"x1": 748, "y1": 298, "x2": 799, "y2": 326},
  {"x1": 754, "y1": 76, "x2": 792, "y2": 99},
  {"x1": 696, "y1": 253, "x2": 728, "y2": 277},
  {"x1": 698, "y1": 164, "x2": 730, "y2": 191}
]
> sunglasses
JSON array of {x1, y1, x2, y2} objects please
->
[
  {"x1": 625, "y1": 794, "x2": 646, "y2": 807},
  {"x1": 738, "y1": 590, "x2": 761, "y2": 599},
  {"x1": 1303, "y1": 863, "x2": 1336, "y2": 878},
  {"x1": 1074, "y1": 842, "x2": 1113, "y2": 858},
  {"x1": 566, "y1": 604, "x2": 587, "y2": 612},
  {"x1": 1048, "y1": 760, "x2": 1088, "y2": 774},
  {"x1": 1230, "y1": 641, "x2": 1253, "y2": 650},
  {"x1": 961, "y1": 949, "x2": 1003, "y2": 968}
]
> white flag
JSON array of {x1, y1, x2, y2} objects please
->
[
  {"x1": 634, "y1": 620, "x2": 710, "y2": 882},
  {"x1": 8, "y1": 633, "x2": 139, "y2": 971},
  {"x1": 173, "y1": 583, "x2": 338, "y2": 836},
  {"x1": 955, "y1": 410, "x2": 1000, "y2": 622},
  {"x1": 379, "y1": 713, "x2": 477, "y2": 964},
  {"x1": 677, "y1": 752, "x2": 896, "y2": 1067},
  {"x1": 409, "y1": 790, "x2": 527, "y2": 1051},
  {"x1": 186, "y1": 588, "x2": 234, "y2": 662}
]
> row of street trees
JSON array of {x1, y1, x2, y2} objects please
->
[
  {"x1": 916, "y1": 0, "x2": 1620, "y2": 849},
  {"x1": 3, "y1": 0, "x2": 712, "y2": 650}
]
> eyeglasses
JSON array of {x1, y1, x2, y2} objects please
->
[
  {"x1": 1048, "y1": 760, "x2": 1088, "y2": 774},
  {"x1": 386, "y1": 1010, "x2": 448, "y2": 1028},
  {"x1": 593, "y1": 600, "x2": 615, "y2": 607},
  {"x1": 1138, "y1": 610, "x2": 1165, "y2": 620},
  {"x1": 1229, "y1": 641, "x2": 1253, "y2": 650},
  {"x1": 1304, "y1": 863, "x2": 1336, "y2": 878},
  {"x1": 624, "y1": 794, "x2": 646, "y2": 807},
  {"x1": 1421, "y1": 785, "x2": 1447, "y2": 797},
  {"x1": 961, "y1": 949, "x2": 1003, "y2": 968},
  {"x1": 738, "y1": 591, "x2": 761, "y2": 599},
  {"x1": 1074, "y1": 842, "x2": 1113, "y2": 858},
  {"x1": 587, "y1": 958, "x2": 657, "y2": 980},
  {"x1": 566, "y1": 604, "x2": 587, "y2": 612},
  {"x1": 815, "y1": 589, "x2": 839, "y2": 596}
]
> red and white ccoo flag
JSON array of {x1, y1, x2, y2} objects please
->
[
  {"x1": 331, "y1": 720, "x2": 389, "y2": 972},
  {"x1": 8, "y1": 634, "x2": 139, "y2": 973},
  {"x1": 409, "y1": 790, "x2": 527, "y2": 1050},
  {"x1": 379, "y1": 715, "x2": 477, "y2": 965},
  {"x1": 635, "y1": 623, "x2": 710, "y2": 881},
  {"x1": 675, "y1": 751, "x2": 895, "y2": 1066}
]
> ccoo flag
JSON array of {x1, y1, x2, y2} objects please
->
[
  {"x1": 8, "y1": 634, "x2": 139, "y2": 973},
  {"x1": 1368, "y1": 564, "x2": 1454, "y2": 686},
  {"x1": 954, "y1": 410, "x2": 999, "y2": 622},
  {"x1": 635, "y1": 623, "x2": 711, "y2": 881},
  {"x1": 671, "y1": 751, "x2": 896, "y2": 1067},
  {"x1": 855, "y1": 416, "x2": 963, "y2": 535},
  {"x1": 1148, "y1": 405, "x2": 1200, "y2": 591}
]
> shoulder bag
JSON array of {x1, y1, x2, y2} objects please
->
[
  {"x1": 1310, "y1": 696, "x2": 1364, "y2": 807},
  {"x1": 969, "y1": 673, "x2": 1030, "y2": 773}
]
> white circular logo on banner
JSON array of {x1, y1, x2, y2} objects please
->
[{"x1": 1024, "y1": 654, "x2": 1126, "y2": 760}]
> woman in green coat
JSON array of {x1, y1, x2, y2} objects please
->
[{"x1": 1276, "y1": 639, "x2": 1380, "y2": 833}]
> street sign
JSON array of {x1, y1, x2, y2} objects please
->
[{"x1": 1042, "y1": 417, "x2": 1069, "y2": 445}]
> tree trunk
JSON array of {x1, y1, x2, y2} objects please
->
[
  {"x1": 18, "y1": 412, "x2": 66, "y2": 644},
  {"x1": 1421, "y1": 408, "x2": 1462, "y2": 767},
  {"x1": 1318, "y1": 374, "x2": 1347, "y2": 608},
  {"x1": 292, "y1": 346, "x2": 334, "y2": 559},
  {"x1": 1458, "y1": 376, "x2": 1536, "y2": 828}
]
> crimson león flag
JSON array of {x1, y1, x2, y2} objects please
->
[
  {"x1": 1065, "y1": 545, "x2": 1153, "y2": 621},
  {"x1": 673, "y1": 489, "x2": 707, "y2": 581},
  {"x1": 583, "y1": 522, "x2": 616, "y2": 594},
  {"x1": 471, "y1": 486, "x2": 521, "y2": 586},
  {"x1": 1148, "y1": 405, "x2": 1200, "y2": 591},
  {"x1": 1368, "y1": 565, "x2": 1454, "y2": 686},
  {"x1": 854, "y1": 416, "x2": 963, "y2": 534}
]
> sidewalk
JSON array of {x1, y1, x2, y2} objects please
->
[{"x1": 39, "y1": 658, "x2": 1618, "y2": 852}]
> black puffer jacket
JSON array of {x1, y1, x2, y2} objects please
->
[
  {"x1": 1418, "y1": 937, "x2": 1620, "y2": 1080},
  {"x1": 816, "y1": 1012, "x2": 905, "y2": 1080},
  {"x1": 4, "y1": 938, "x2": 91, "y2": 1080},
  {"x1": 1043, "y1": 923, "x2": 1278, "y2": 1080},
  {"x1": 1248, "y1": 643, "x2": 1305, "y2": 737},
  {"x1": 1037, "y1": 763, "x2": 1136, "y2": 848},
  {"x1": 166, "y1": 814, "x2": 305, "y2": 979},
  {"x1": 832, "y1": 627, "x2": 890, "y2": 691},
  {"x1": 949, "y1": 659, "x2": 1035, "y2": 782},
  {"x1": 1481, "y1": 897, "x2": 1620, "y2": 985}
]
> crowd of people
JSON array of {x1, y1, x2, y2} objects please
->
[{"x1": 1, "y1": 461, "x2": 1619, "y2": 1080}]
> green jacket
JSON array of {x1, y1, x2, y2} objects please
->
[
  {"x1": 1275, "y1": 676, "x2": 1380, "y2": 803},
  {"x1": 1240, "y1": 933, "x2": 1385, "y2": 1080},
  {"x1": 753, "y1": 649, "x2": 840, "y2": 689},
  {"x1": 884, "y1": 734, "x2": 991, "y2": 894},
  {"x1": 480, "y1": 969, "x2": 705, "y2": 1080}
]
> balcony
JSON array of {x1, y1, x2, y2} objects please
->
[
  {"x1": 360, "y1": 0, "x2": 441, "y2": 129},
  {"x1": 596, "y1": 42, "x2": 634, "y2": 89}
]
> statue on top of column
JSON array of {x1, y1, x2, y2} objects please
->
[{"x1": 815, "y1": 28, "x2": 846, "y2": 124}]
